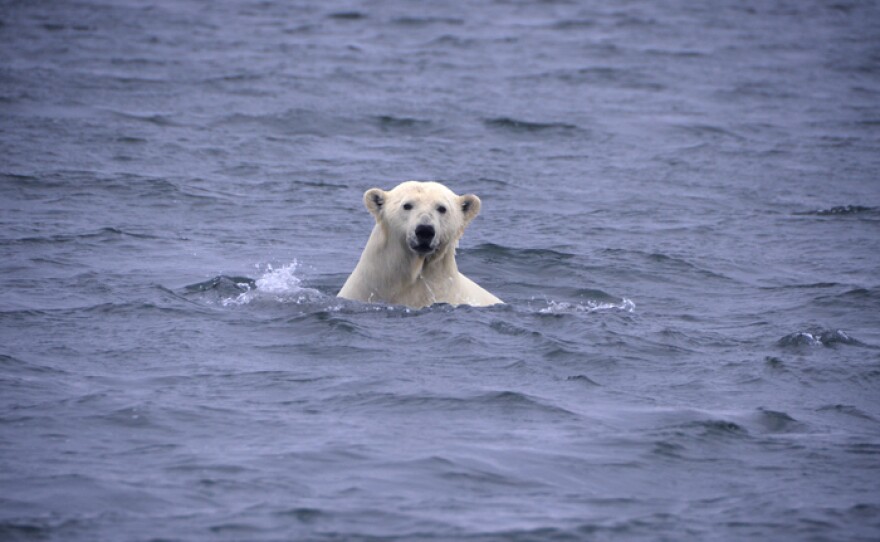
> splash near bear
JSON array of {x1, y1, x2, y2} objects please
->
[{"x1": 338, "y1": 181, "x2": 503, "y2": 309}]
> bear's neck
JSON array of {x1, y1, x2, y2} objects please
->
[{"x1": 360, "y1": 223, "x2": 459, "y2": 303}]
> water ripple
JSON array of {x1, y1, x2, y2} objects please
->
[{"x1": 777, "y1": 329, "x2": 864, "y2": 348}]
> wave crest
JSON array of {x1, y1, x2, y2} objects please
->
[
  {"x1": 182, "y1": 262, "x2": 325, "y2": 307},
  {"x1": 777, "y1": 328, "x2": 863, "y2": 348},
  {"x1": 533, "y1": 298, "x2": 636, "y2": 314},
  {"x1": 797, "y1": 205, "x2": 877, "y2": 216},
  {"x1": 223, "y1": 262, "x2": 323, "y2": 306}
]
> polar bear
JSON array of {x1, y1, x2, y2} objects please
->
[{"x1": 338, "y1": 181, "x2": 503, "y2": 309}]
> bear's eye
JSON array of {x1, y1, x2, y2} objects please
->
[
  {"x1": 403, "y1": 203, "x2": 413, "y2": 211},
  {"x1": 437, "y1": 205, "x2": 447, "y2": 214}
]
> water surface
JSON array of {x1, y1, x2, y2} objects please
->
[{"x1": 2, "y1": 1, "x2": 879, "y2": 540}]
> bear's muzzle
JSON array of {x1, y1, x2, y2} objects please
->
[{"x1": 410, "y1": 224, "x2": 437, "y2": 255}]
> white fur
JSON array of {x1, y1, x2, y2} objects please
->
[{"x1": 338, "y1": 181, "x2": 503, "y2": 309}]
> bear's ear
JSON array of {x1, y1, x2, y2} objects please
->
[
  {"x1": 458, "y1": 194, "x2": 481, "y2": 226},
  {"x1": 363, "y1": 188, "x2": 387, "y2": 220}
]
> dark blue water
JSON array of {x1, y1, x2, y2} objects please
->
[{"x1": 2, "y1": 1, "x2": 880, "y2": 540}]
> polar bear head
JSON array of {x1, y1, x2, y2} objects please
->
[{"x1": 363, "y1": 181, "x2": 481, "y2": 258}]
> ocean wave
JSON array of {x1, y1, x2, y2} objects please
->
[
  {"x1": 797, "y1": 205, "x2": 877, "y2": 216},
  {"x1": 601, "y1": 248, "x2": 736, "y2": 283},
  {"x1": 337, "y1": 390, "x2": 577, "y2": 418},
  {"x1": 463, "y1": 245, "x2": 635, "y2": 314},
  {"x1": 684, "y1": 419, "x2": 748, "y2": 436},
  {"x1": 464, "y1": 243, "x2": 585, "y2": 281},
  {"x1": 533, "y1": 298, "x2": 636, "y2": 315},
  {"x1": 3, "y1": 227, "x2": 161, "y2": 246},
  {"x1": 629, "y1": 407, "x2": 808, "y2": 442},
  {"x1": 212, "y1": 109, "x2": 444, "y2": 139},
  {"x1": 648, "y1": 419, "x2": 751, "y2": 458},
  {"x1": 469, "y1": 243, "x2": 576, "y2": 261},
  {"x1": 3, "y1": 171, "x2": 222, "y2": 208},
  {"x1": 566, "y1": 374, "x2": 601, "y2": 386},
  {"x1": 752, "y1": 409, "x2": 805, "y2": 434},
  {"x1": 483, "y1": 117, "x2": 580, "y2": 134},
  {"x1": 845, "y1": 443, "x2": 880, "y2": 456},
  {"x1": 390, "y1": 454, "x2": 540, "y2": 491},
  {"x1": 327, "y1": 11, "x2": 367, "y2": 20},
  {"x1": 759, "y1": 282, "x2": 840, "y2": 291},
  {"x1": 181, "y1": 262, "x2": 334, "y2": 308},
  {"x1": 550, "y1": 66, "x2": 665, "y2": 90},
  {"x1": 551, "y1": 19, "x2": 598, "y2": 30},
  {"x1": 107, "y1": 111, "x2": 181, "y2": 127},
  {"x1": 777, "y1": 328, "x2": 864, "y2": 348},
  {"x1": 392, "y1": 16, "x2": 464, "y2": 26},
  {"x1": 817, "y1": 404, "x2": 876, "y2": 421},
  {"x1": 183, "y1": 275, "x2": 257, "y2": 297},
  {"x1": 0, "y1": 353, "x2": 69, "y2": 377},
  {"x1": 372, "y1": 115, "x2": 437, "y2": 135}
]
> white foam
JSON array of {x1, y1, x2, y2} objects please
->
[
  {"x1": 536, "y1": 298, "x2": 636, "y2": 314},
  {"x1": 222, "y1": 261, "x2": 323, "y2": 306}
]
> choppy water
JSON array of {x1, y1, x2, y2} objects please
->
[{"x1": 2, "y1": 1, "x2": 880, "y2": 540}]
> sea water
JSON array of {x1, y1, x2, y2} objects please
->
[{"x1": 1, "y1": 1, "x2": 879, "y2": 540}]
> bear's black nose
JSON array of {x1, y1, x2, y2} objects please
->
[{"x1": 415, "y1": 224, "x2": 435, "y2": 242}]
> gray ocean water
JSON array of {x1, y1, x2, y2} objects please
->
[{"x1": 2, "y1": 0, "x2": 880, "y2": 540}]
